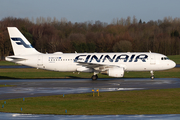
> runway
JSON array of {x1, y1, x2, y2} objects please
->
[
  {"x1": 0, "y1": 78, "x2": 180, "y2": 100},
  {"x1": 0, "y1": 113, "x2": 180, "y2": 120}
]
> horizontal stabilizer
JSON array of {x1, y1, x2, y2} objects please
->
[{"x1": 5, "y1": 56, "x2": 26, "y2": 62}]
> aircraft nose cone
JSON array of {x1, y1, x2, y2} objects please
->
[
  {"x1": 170, "y1": 60, "x2": 176, "y2": 68},
  {"x1": 172, "y1": 61, "x2": 176, "y2": 68}
]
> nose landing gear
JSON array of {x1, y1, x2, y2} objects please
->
[{"x1": 150, "y1": 70, "x2": 154, "y2": 80}]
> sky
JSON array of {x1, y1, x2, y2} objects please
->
[{"x1": 1, "y1": 0, "x2": 180, "y2": 24}]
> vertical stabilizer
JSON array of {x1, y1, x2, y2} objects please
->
[{"x1": 7, "y1": 27, "x2": 40, "y2": 55}]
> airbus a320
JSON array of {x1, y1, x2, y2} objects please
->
[{"x1": 6, "y1": 27, "x2": 176, "y2": 80}]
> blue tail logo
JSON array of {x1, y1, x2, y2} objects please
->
[{"x1": 11, "y1": 38, "x2": 33, "y2": 48}]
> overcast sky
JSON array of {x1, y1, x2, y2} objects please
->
[{"x1": 1, "y1": 0, "x2": 180, "y2": 24}]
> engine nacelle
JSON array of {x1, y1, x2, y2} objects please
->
[{"x1": 108, "y1": 67, "x2": 124, "y2": 77}]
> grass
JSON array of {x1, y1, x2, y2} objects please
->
[
  {"x1": 0, "y1": 88, "x2": 180, "y2": 115},
  {"x1": 0, "y1": 61, "x2": 17, "y2": 66},
  {"x1": 0, "y1": 68, "x2": 107, "y2": 79},
  {"x1": 0, "y1": 85, "x2": 14, "y2": 87},
  {"x1": 125, "y1": 68, "x2": 180, "y2": 78},
  {"x1": 0, "y1": 68, "x2": 180, "y2": 79}
]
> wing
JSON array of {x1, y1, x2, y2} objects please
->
[{"x1": 76, "y1": 62, "x2": 120, "y2": 72}]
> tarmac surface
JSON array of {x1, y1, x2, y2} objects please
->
[
  {"x1": 0, "y1": 113, "x2": 180, "y2": 120},
  {"x1": 0, "y1": 78, "x2": 180, "y2": 100},
  {"x1": 1, "y1": 78, "x2": 180, "y2": 119}
]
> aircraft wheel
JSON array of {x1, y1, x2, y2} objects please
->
[
  {"x1": 151, "y1": 76, "x2": 154, "y2": 80},
  {"x1": 91, "y1": 75, "x2": 98, "y2": 81}
]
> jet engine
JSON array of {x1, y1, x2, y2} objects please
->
[{"x1": 108, "y1": 67, "x2": 124, "y2": 77}]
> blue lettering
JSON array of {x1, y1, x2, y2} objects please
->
[
  {"x1": 115, "y1": 55, "x2": 129, "y2": 62},
  {"x1": 129, "y1": 54, "x2": 135, "y2": 62},
  {"x1": 74, "y1": 55, "x2": 86, "y2": 62},
  {"x1": 102, "y1": 55, "x2": 116, "y2": 62},
  {"x1": 74, "y1": 54, "x2": 149, "y2": 63},
  {"x1": 89, "y1": 55, "x2": 103, "y2": 62},
  {"x1": 134, "y1": 54, "x2": 148, "y2": 62},
  {"x1": 84, "y1": 55, "x2": 91, "y2": 63}
]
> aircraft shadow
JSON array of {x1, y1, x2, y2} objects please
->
[
  {"x1": 67, "y1": 76, "x2": 84, "y2": 79},
  {"x1": 0, "y1": 76, "x2": 18, "y2": 79}
]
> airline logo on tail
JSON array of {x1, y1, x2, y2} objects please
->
[{"x1": 11, "y1": 38, "x2": 33, "y2": 48}]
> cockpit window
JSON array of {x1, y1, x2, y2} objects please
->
[{"x1": 161, "y1": 57, "x2": 169, "y2": 60}]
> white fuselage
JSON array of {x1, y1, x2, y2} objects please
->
[{"x1": 6, "y1": 52, "x2": 176, "y2": 72}]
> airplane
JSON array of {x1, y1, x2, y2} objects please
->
[{"x1": 5, "y1": 27, "x2": 176, "y2": 80}]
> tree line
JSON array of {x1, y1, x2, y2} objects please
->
[{"x1": 0, "y1": 16, "x2": 180, "y2": 59}]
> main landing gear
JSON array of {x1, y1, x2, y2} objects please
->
[
  {"x1": 150, "y1": 70, "x2": 154, "y2": 80},
  {"x1": 91, "y1": 72, "x2": 98, "y2": 80},
  {"x1": 91, "y1": 75, "x2": 98, "y2": 80}
]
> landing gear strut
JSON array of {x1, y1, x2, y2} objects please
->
[
  {"x1": 150, "y1": 70, "x2": 154, "y2": 80},
  {"x1": 91, "y1": 72, "x2": 98, "y2": 80}
]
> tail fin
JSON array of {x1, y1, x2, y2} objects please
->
[{"x1": 7, "y1": 27, "x2": 40, "y2": 55}]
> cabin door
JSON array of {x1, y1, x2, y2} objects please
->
[
  {"x1": 37, "y1": 55, "x2": 44, "y2": 68},
  {"x1": 150, "y1": 54, "x2": 156, "y2": 65}
]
